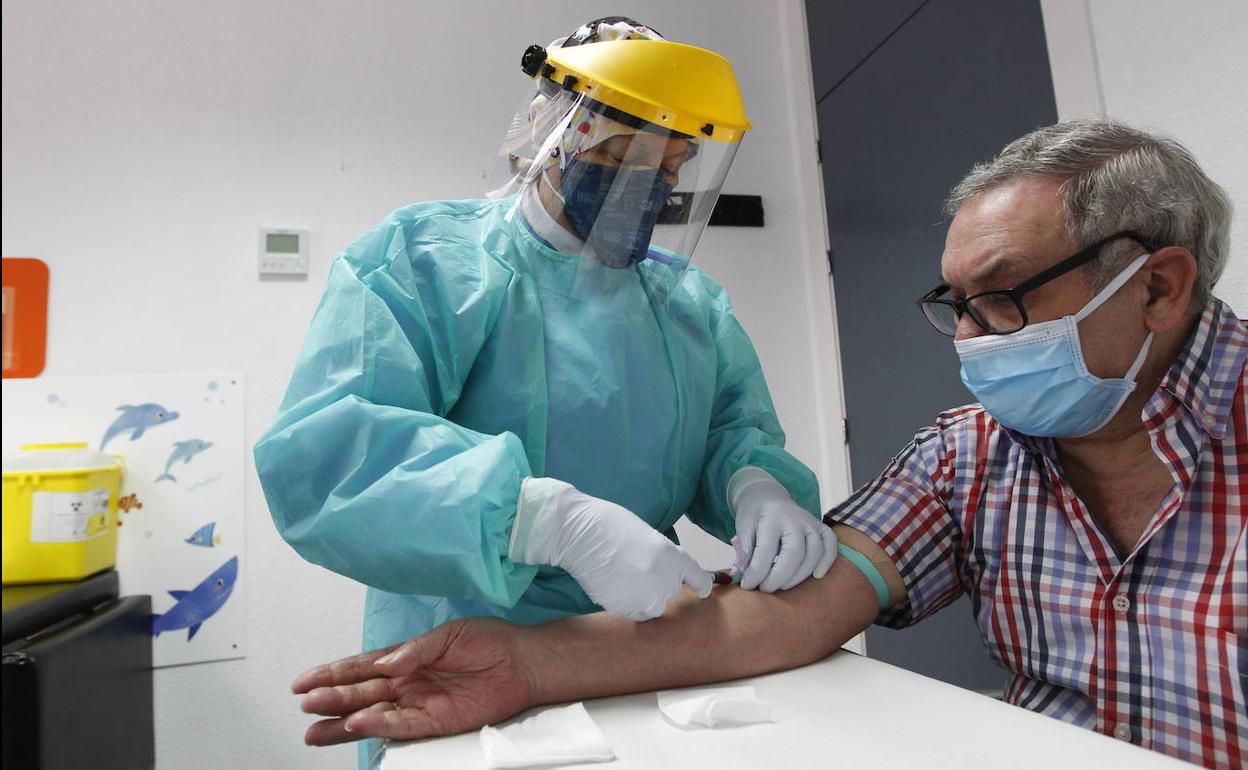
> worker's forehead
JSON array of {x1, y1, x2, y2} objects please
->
[{"x1": 602, "y1": 132, "x2": 692, "y2": 157}]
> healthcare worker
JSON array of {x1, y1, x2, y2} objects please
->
[{"x1": 255, "y1": 18, "x2": 836, "y2": 762}]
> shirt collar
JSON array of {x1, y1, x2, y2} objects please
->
[{"x1": 1144, "y1": 298, "x2": 1248, "y2": 441}]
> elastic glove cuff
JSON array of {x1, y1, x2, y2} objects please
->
[
  {"x1": 509, "y1": 477, "x2": 575, "y2": 565},
  {"x1": 727, "y1": 467, "x2": 785, "y2": 515}
]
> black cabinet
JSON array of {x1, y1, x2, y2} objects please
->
[{"x1": 3, "y1": 571, "x2": 154, "y2": 770}]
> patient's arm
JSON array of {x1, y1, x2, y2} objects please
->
[
  {"x1": 295, "y1": 526, "x2": 902, "y2": 746},
  {"x1": 536, "y1": 525, "x2": 903, "y2": 704}
]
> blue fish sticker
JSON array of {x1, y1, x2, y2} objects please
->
[
  {"x1": 185, "y1": 522, "x2": 220, "y2": 548},
  {"x1": 151, "y1": 556, "x2": 238, "y2": 641},
  {"x1": 100, "y1": 403, "x2": 180, "y2": 450},
  {"x1": 155, "y1": 439, "x2": 213, "y2": 484}
]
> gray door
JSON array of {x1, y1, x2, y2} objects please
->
[{"x1": 806, "y1": 0, "x2": 1058, "y2": 692}]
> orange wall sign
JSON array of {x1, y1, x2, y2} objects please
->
[{"x1": 2, "y1": 258, "x2": 50, "y2": 378}]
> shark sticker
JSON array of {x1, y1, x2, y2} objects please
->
[{"x1": 151, "y1": 556, "x2": 238, "y2": 641}]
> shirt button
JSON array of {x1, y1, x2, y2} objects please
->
[
  {"x1": 1114, "y1": 723, "x2": 1133, "y2": 742},
  {"x1": 1112, "y1": 594, "x2": 1131, "y2": 613}
]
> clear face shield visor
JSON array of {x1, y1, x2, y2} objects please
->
[{"x1": 487, "y1": 88, "x2": 740, "y2": 305}]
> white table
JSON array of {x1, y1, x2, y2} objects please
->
[{"x1": 383, "y1": 650, "x2": 1191, "y2": 769}]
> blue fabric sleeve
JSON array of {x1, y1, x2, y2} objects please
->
[
  {"x1": 684, "y1": 272, "x2": 821, "y2": 542},
  {"x1": 254, "y1": 208, "x2": 539, "y2": 605}
]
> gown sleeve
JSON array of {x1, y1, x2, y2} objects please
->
[
  {"x1": 684, "y1": 273, "x2": 821, "y2": 542},
  {"x1": 254, "y1": 207, "x2": 539, "y2": 605}
]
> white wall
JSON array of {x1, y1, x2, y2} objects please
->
[
  {"x1": 1041, "y1": 0, "x2": 1248, "y2": 311},
  {"x1": 1, "y1": 1, "x2": 846, "y2": 767}
]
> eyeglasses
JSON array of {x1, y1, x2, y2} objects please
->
[{"x1": 916, "y1": 231, "x2": 1157, "y2": 337}]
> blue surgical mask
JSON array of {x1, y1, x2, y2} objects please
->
[
  {"x1": 555, "y1": 157, "x2": 673, "y2": 268},
  {"x1": 954, "y1": 252, "x2": 1155, "y2": 438}
]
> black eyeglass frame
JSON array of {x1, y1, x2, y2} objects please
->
[{"x1": 916, "y1": 230, "x2": 1158, "y2": 337}]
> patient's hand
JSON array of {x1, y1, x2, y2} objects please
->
[
  {"x1": 292, "y1": 556, "x2": 883, "y2": 748},
  {"x1": 293, "y1": 617, "x2": 537, "y2": 746}
]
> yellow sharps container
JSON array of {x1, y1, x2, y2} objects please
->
[{"x1": 2, "y1": 443, "x2": 124, "y2": 584}]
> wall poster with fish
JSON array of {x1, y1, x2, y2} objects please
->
[{"x1": 1, "y1": 372, "x2": 246, "y2": 667}]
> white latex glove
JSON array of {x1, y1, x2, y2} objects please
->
[
  {"x1": 511, "y1": 478, "x2": 712, "y2": 621},
  {"x1": 731, "y1": 470, "x2": 837, "y2": 592}
]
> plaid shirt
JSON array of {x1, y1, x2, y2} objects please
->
[{"x1": 829, "y1": 299, "x2": 1247, "y2": 769}]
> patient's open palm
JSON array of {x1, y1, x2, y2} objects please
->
[
  {"x1": 295, "y1": 617, "x2": 538, "y2": 745},
  {"x1": 389, "y1": 619, "x2": 535, "y2": 735}
]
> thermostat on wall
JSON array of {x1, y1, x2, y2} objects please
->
[{"x1": 258, "y1": 228, "x2": 308, "y2": 276}]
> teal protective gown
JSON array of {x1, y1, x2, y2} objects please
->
[{"x1": 254, "y1": 197, "x2": 818, "y2": 756}]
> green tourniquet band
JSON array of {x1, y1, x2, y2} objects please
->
[{"x1": 837, "y1": 543, "x2": 892, "y2": 609}]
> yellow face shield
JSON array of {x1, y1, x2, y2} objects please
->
[{"x1": 487, "y1": 35, "x2": 752, "y2": 306}]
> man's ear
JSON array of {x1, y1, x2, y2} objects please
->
[{"x1": 1141, "y1": 246, "x2": 1199, "y2": 333}]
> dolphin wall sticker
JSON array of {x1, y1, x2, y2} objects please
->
[
  {"x1": 155, "y1": 439, "x2": 213, "y2": 483},
  {"x1": 100, "y1": 403, "x2": 180, "y2": 450}
]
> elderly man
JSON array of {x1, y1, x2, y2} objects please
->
[{"x1": 292, "y1": 121, "x2": 1246, "y2": 769}]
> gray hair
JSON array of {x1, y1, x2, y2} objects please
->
[{"x1": 946, "y1": 119, "x2": 1233, "y2": 307}]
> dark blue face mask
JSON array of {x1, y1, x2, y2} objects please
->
[{"x1": 558, "y1": 157, "x2": 674, "y2": 268}]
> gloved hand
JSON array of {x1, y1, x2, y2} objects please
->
[
  {"x1": 511, "y1": 478, "x2": 712, "y2": 621},
  {"x1": 732, "y1": 471, "x2": 837, "y2": 592}
]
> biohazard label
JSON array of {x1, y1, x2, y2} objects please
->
[{"x1": 30, "y1": 488, "x2": 111, "y2": 542}]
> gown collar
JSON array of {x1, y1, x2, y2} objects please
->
[{"x1": 518, "y1": 184, "x2": 584, "y2": 256}]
